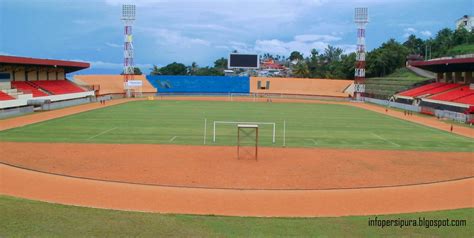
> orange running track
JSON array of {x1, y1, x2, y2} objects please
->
[{"x1": 1, "y1": 164, "x2": 473, "y2": 217}]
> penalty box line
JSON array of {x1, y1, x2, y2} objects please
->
[
  {"x1": 87, "y1": 127, "x2": 117, "y2": 140},
  {"x1": 371, "y1": 132, "x2": 400, "y2": 147}
]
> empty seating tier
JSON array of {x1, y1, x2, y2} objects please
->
[
  {"x1": 0, "y1": 91, "x2": 15, "y2": 100},
  {"x1": 430, "y1": 86, "x2": 474, "y2": 102},
  {"x1": 453, "y1": 94, "x2": 474, "y2": 105},
  {"x1": 398, "y1": 83, "x2": 462, "y2": 98},
  {"x1": 32, "y1": 80, "x2": 85, "y2": 95},
  {"x1": 11, "y1": 81, "x2": 49, "y2": 97}
]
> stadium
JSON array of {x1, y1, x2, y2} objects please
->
[{"x1": 0, "y1": 2, "x2": 473, "y2": 237}]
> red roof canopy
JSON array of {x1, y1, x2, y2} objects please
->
[
  {"x1": 409, "y1": 57, "x2": 474, "y2": 73},
  {"x1": 0, "y1": 55, "x2": 90, "y2": 73}
]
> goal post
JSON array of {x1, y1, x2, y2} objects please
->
[
  {"x1": 237, "y1": 124, "x2": 258, "y2": 160},
  {"x1": 213, "y1": 121, "x2": 275, "y2": 144},
  {"x1": 229, "y1": 93, "x2": 256, "y2": 102}
]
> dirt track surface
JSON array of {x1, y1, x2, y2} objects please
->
[
  {"x1": 1, "y1": 142, "x2": 472, "y2": 190},
  {"x1": 1, "y1": 96, "x2": 473, "y2": 217},
  {"x1": 1, "y1": 164, "x2": 473, "y2": 217}
]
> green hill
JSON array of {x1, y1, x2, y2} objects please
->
[{"x1": 364, "y1": 68, "x2": 432, "y2": 99}]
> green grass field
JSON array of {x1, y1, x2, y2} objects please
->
[
  {"x1": 1, "y1": 196, "x2": 472, "y2": 237},
  {"x1": 0, "y1": 100, "x2": 472, "y2": 151}
]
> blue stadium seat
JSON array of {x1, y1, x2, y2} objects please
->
[{"x1": 146, "y1": 76, "x2": 250, "y2": 94}]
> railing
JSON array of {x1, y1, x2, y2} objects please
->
[{"x1": 155, "y1": 92, "x2": 352, "y2": 102}]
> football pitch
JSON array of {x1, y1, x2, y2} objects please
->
[{"x1": 0, "y1": 100, "x2": 472, "y2": 152}]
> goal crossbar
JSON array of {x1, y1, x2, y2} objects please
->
[
  {"x1": 213, "y1": 121, "x2": 276, "y2": 143},
  {"x1": 229, "y1": 93, "x2": 256, "y2": 102}
]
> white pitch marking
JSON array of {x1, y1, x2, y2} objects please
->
[
  {"x1": 169, "y1": 136, "x2": 178, "y2": 142},
  {"x1": 306, "y1": 138, "x2": 318, "y2": 145},
  {"x1": 87, "y1": 127, "x2": 117, "y2": 140},
  {"x1": 371, "y1": 133, "x2": 400, "y2": 147}
]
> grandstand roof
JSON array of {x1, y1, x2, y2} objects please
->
[
  {"x1": 0, "y1": 55, "x2": 90, "y2": 73},
  {"x1": 409, "y1": 57, "x2": 474, "y2": 73}
]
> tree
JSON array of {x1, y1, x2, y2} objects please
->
[
  {"x1": 322, "y1": 45, "x2": 343, "y2": 63},
  {"x1": 158, "y1": 62, "x2": 188, "y2": 75},
  {"x1": 289, "y1": 51, "x2": 304, "y2": 61},
  {"x1": 293, "y1": 62, "x2": 309, "y2": 78},
  {"x1": 307, "y1": 49, "x2": 319, "y2": 78},
  {"x1": 339, "y1": 53, "x2": 356, "y2": 79},
  {"x1": 431, "y1": 28, "x2": 453, "y2": 57},
  {"x1": 195, "y1": 67, "x2": 224, "y2": 76},
  {"x1": 150, "y1": 65, "x2": 160, "y2": 76},
  {"x1": 122, "y1": 67, "x2": 142, "y2": 75},
  {"x1": 403, "y1": 34, "x2": 424, "y2": 55},
  {"x1": 366, "y1": 39, "x2": 409, "y2": 77},
  {"x1": 452, "y1": 27, "x2": 472, "y2": 45},
  {"x1": 187, "y1": 62, "x2": 198, "y2": 75},
  {"x1": 214, "y1": 57, "x2": 228, "y2": 69}
]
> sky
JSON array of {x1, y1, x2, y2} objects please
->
[{"x1": 0, "y1": 0, "x2": 472, "y2": 75}]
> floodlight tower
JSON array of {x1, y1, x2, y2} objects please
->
[
  {"x1": 354, "y1": 7, "x2": 368, "y2": 100},
  {"x1": 121, "y1": 4, "x2": 135, "y2": 96}
]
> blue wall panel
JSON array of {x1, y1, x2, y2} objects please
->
[{"x1": 146, "y1": 75, "x2": 250, "y2": 94}]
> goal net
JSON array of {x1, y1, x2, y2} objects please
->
[
  {"x1": 213, "y1": 121, "x2": 275, "y2": 144},
  {"x1": 229, "y1": 93, "x2": 256, "y2": 102},
  {"x1": 237, "y1": 124, "x2": 258, "y2": 160}
]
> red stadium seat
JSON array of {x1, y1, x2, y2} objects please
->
[
  {"x1": 399, "y1": 83, "x2": 461, "y2": 97},
  {"x1": 0, "y1": 91, "x2": 15, "y2": 100},
  {"x1": 430, "y1": 86, "x2": 474, "y2": 102},
  {"x1": 30, "y1": 80, "x2": 85, "y2": 95},
  {"x1": 11, "y1": 81, "x2": 49, "y2": 97},
  {"x1": 453, "y1": 94, "x2": 474, "y2": 105},
  {"x1": 399, "y1": 82, "x2": 444, "y2": 97}
]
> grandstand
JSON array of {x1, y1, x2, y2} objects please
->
[
  {"x1": 0, "y1": 91, "x2": 14, "y2": 100},
  {"x1": 74, "y1": 74, "x2": 156, "y2": 97},
  {"x1": 398, "y1": 83, "x2": 462, "y2": 98},
  {"x1": 143, "y1": 75, "x2": 353, "y2": 98},
  {"x1": 147, "y1": 75, "x2": 249, "y2": 94},
  {"x1": 393, "y1": 56, "x2": 474, "y2": 122},
  {"x1": 0, "y1": 55, "x2": 94, "y2": 118},
  {"x1": 250, "y1": 77, "x2": 353, "y2": 97},
  {"x1": 364, "y1": 77, "x2": 432, "y2": 99},
  {"x1": 11, "y1": 81, "x2": 49, "y2": 97}
]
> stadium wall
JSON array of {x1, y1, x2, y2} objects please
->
[
  {"x1": 0, "y1": 106, "x2": 34, "y2": 119},
  {"x1": 250, "y1": 77, "x2": 354, "y2": 97},
  {"x1": 146, "y1": 75, "x2": 250, "y2": 94},
  {"x1": 46, "y1": 97, "x2": 93, "y2": 110},
  {"x1": 363, "y1": 97, "x2": 421, "y2": 112},
  {"x1": 74, "y1": 75, "x2": 157, "y2": 96}
]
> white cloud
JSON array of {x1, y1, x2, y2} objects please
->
[
  {"x1": 104, "y1": 0, "x2": 165, "y2": 6},
  {"x1": 420, "y1": 30, "x2": 432, "y2": 37},
  {"x1": 177, "y1": 24, "x2": 239, "y2": 33},
  {"x1": 252, "y1": 34, "x2": 354, "y2": 56},
  {"x1": 71, "y1": 59, "x2": 152, "y2": 70},
  {"x1": 294, "y1": 34, "x2": 341, "y2": 42},
  {"x1": 402, "y1": 27, "x2": 432, "y2": 39},
  {"x1": 137, "y1": 27, "x2": 211, "y2": 48},
  {"x1": 254, "y1": 39, "x2": 328, "y2": 56},
  {"x1": 105, "y1": 42, "x2": 122, "y2": 48},
  {"x1": 403, "y1": 27, "x2": 417, "y2": 38}
]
